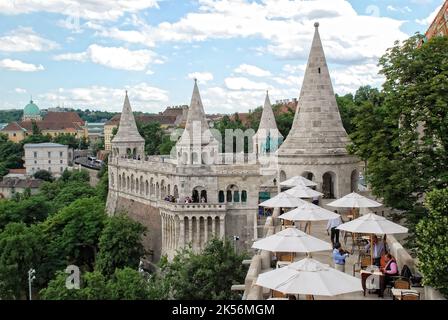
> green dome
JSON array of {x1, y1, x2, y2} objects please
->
[{"x1": 24, "y1": 100, "x2": 40, "y2": 116}]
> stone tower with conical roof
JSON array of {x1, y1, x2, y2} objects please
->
[
  {"x1": 176, "y1": 80, "x2": 219, "y2": 166},
  {"x1": 253, "y1": 91, "x2": 283, "y2": 156},
  {"x1": 277, "y1": 23, "x2": 359, "y2": 198},
  {"x1": 111, "y1": 91, "x2": 145, "y2": 159}
]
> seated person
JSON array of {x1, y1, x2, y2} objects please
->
[{"x1": 381, "y1": 253, "x2": 399, "y2": 286}]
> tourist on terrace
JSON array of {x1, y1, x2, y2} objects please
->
[
  {"x1": 326, "y1": 211, "x2": 343, "y2": 246},
  {"x1": 381, "y1": 253, "x2": 399, "y2": 286},
  {"x1": 365, "y1": 235, "x2": 386, "y2": 267},
  {"x1": 332, "y1": 242, "x2": 349, "y2": 272}
]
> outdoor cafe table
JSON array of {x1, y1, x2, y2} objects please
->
[
  {"x1": 360, "y1": 269, "x2": 385, "y2": 297},
  {"x1": 391, "y1": 288, "x2": 420, "y2": 300}
]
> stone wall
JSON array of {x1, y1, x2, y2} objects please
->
[{"x1": 114, "y1": 196, "x2": 162, "y2": 261}]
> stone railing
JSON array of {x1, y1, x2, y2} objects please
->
[{"x1": 157, "y1": 201, "x2": 227, "y2": 213}]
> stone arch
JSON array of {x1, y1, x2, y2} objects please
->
[
  {"x1": 280, "y1": 170, "x2": 286, "y2": 182},
  {"x1": 201, "y1": 151, "x2": 207, "y2": 164},
  {"x1": 145, "y1": 180, "x2": 149, "y2": 196},
  {"x1": 301, "y1": 171, "x2": 315, "y2": 181},
  {"x1": 126, "y1": 176, "x2": 130, "y2": 191},
  {"x1": 351, "y1": 169, "x2": 359, "y2": 192},
  {"x1": 135, "y1": 176, "x2": 139, "y2": 194},
  {"x1": 226, "y1": 184, "x2": 239, "y2": 203},
  {"x1": 322, "y1": 171, "x2": 336, "y2": 199},
  {"x1": 156, "y1": 182, "x2": 160, "y2": 199}
]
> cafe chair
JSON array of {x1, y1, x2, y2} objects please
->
[
  {"x1": 353, "y1": 255, "x2": 371, "y2": 276},
  {"x1": 401, "y1": 292, "x2": 420, "y2": 300},
  {"x1": 394, "y1": 277, "x2": 411, "y2": 289}
]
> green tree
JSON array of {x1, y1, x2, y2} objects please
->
[
  {"x1": 137, "y1": 121, "x2": 165, "y2": 155},
  {"x1": 106, "y1": 267, "x2": 150, "y2": 300},
  {"x1": 96, "y1": 215, "x2": 146, "y2": 276},
  {"x1": 348, "y1": 34, "x2": 448, "y2": 249},
  {"x1": 416, "y1": 188, "x2": 448, "y2": 297},
  {"x1": 33, "y1": 169, "x2": 54, "y2": 182},
  {"x1": 0, "y1": 223, "x2": 45, "y2": 299},
  {"x1": 0, "y1": 134, "x2": 24, "y2": 177},
  {"x1": 0, "y1": 196, "x2": 49, "y2": 230},
  {"x1": 160, "y1": 238, "x2": 247, "y2": 299},
  {"x1": 159, "y1": 134, "x2": 176, "y2": 155},
  {"x1": 53, "y1": 134, "x2": 79, "y2": 149},
  {"x1": 41, "y1": 197, "x2": 107, "y2": 281}
]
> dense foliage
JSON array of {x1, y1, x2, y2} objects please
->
[
  {"x1": 416, "y1": 188, "x2": 448, "y2": 297},
  {"x1": 0, "y1": 134, "x2": 24, "y2": 177},
  {"x1": 348, "y1": 34, "x2": 448, "y2": 249}
]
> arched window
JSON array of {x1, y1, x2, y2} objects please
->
[
  {"x1": 226, "y1": 190, "x2": 232, "y2": 202},
  {"x1": 280, "y1": 170, "x2": 286, "y2": 182},
  {"x1": 173, "y1": 185, "x2": 179, "y2": 199},
  {"x1": 302, "y1": 171, "x2": 314, "y2": 181},
  {"x1": 192, "y1": 152, "x2": 198, "y2": 164},
  {"x1": 126, "y1": 176, "x2": 130, "y2": 191},
  {"x1": 202, "y1": 152, "x2": 207, "y2": 164},
  {"x1": 145, "y1": 180, "x2": 149, "y2": 196},
  {"x1": 241, "y1": 190, "x2": 247, "y2": 202},
  {"x1": 233, "y1": 191, "x2": 240, "y2": 202},
  {"x1": 183, "y1": 152, "x2": 188, "y2": 164},
  {"x1": 192, "y1": 189, "x2": 199, "y2": 203},
  {"x1": 140, "y1": 177, "x2": 144, "y2": 194},
  {"x1": 218, "y1": 191, "x2": 225, "y2": 203},
  {"x1": 323, "y1": 172, "x2": 336, "y2": 199},
  {"x1": 200, "y1": 190, "x2": 207, "y2": 203}
]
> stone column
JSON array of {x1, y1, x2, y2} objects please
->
[
  {"x1": 204, "y1": 217, "x2": 209, "y2": 244},
  {"x1": 219, "y1": 217, "x2": 225, "y2": 239},
  {"x1": 179, "y1": 216, "x2": 185, "y2": 249},
  {"x1": 195, "y1": 216, "x2": 200, "y2": 251},
  {"x1": 161, "y1": 212, "x2": 166, "y2": 253},
  {"x1": 189, "y1": 216, "x2": 193, "y2": 245}
]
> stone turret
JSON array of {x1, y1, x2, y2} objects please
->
[
  {"x1": 253, "y1": 91, "x2": 283, "y2": 156},
  {"x1": 176, "y1": 80, "x2": 219, "y2": 165},
  {"x1": 277, "y1": 23, "x2": 359, "y2": 198},
  {"x1": 111, "y1": 91, "x2": 145, "y2": 159}
]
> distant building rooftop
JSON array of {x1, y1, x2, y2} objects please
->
[{"x1": 24, "y1": 142, "x2": 67, "y2": 148}]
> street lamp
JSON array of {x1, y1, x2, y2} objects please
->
[
  {"x1": 28, "y1": 268, "x2": 36, "y2": 301},
  {"x1": 232, "y1": 235, "x2": 240, "y2": 254}
]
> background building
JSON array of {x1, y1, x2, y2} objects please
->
[
  {"x1": 425, "y1": 0, "x2": 448, "y2": 40},
  {"x1": 23, "y1": 143, "x2": 72, "y2": 177}
]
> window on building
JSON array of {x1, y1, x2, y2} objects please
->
[
  {"x1": 34, "y1": 152, "x2": 37, "y2": 158},
  {"x1": 60, "y1": 151, "x2": 63, "y2": 157},
  {"x1": 48, "y1": 152, "x2": 51, "y2": 157},
  {"x1": 34, "y1": 160, "x2": 37, "y2": 164},
  {"x1": 48, "y1": 160, "x2": 51, "y2": 164},
  {"x1": 60, "y1": 160, "x2": 63, "y2": 164},
  {"x1": 241, "y1": 190, "x2": 247, "y2": 203},
  {"x1": 13, "y1": 133, "x2": 16, "y2": 137},
  {"x1": 218, "y1": 191, "x2": 225, "y2": 203},
  {"x1": 60, "y1": 167, "x2": 63, "y2": 172}
]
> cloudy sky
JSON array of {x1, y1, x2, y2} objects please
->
[{"x1": 0, "y1": 0, "x2": 444, "y2": 113}]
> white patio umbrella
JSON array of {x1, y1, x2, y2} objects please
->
[
  {"x1": 259, "y1": 192, "x2": 305, "y2": 208},
  {"x1": 327, "y1": 192, "x2": 383, "y2": 208},
  {"x1": 256, "y1": 258, "x2": 362, "y2": 297},
  {"x1": 252, "y1": 227, "x2": 332, "y2": 253},
  {"x1": 284, "y1": 185, "x2": 323, "y2": 198},
  {"x1": 337, "y1": 213, "x2": 408, "y2": 265},
  {"x1": 278, "y1": 201, "x2": 340, "y2": 234},
  {"x1": 280, "y1": 176, "x2": 317, "y2": 188}
]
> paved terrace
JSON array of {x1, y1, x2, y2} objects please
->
[{"x1": 242, "y1": 201, "x2": 424, "y2": 300}]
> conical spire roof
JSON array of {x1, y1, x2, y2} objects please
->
[
  {"x1": 112, "y1": 91, "x2": 144, "y2": 143},
  {"x1": 278, "y1": 22, "x2": 350, "y2": 156},
  {"x1": 255, "y1": 91, "x2": 282, "y2": 138},
  {"x1": 177, "y1": 80, "x2": 216, "y2": 146}
]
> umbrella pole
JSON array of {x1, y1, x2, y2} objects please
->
[{"x1": 370, "y1": 234, "x2": 374, "y2": 266}]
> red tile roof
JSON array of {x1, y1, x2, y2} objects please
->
[
  {"x1": 1, "y1": 122, "x2": 26, "y2": 132},
  {"x1": 43, "y1": 112, "x2": 85, "y2": 125}
]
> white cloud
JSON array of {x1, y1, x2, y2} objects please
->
[
  {"x1": 89, "y1": 0, "x2": 407, "y2": 65},
  {"x1": 387, "y1": 5, "x2": 412, "y2": 13},
  {"x1": 0, "y1": 27, "x2": 59, "y2": 52},
  {"x1": 188, "y1": 72, "x2": 214, "y2": 84},
  {"x1": 331, "y1": 64, "x2": 384, "y2": 95},
  {"x1": 53, "y1": 44, "x2": 158, "y2": 71},
  {"x1": 15, "y1": 88, "x2": 27, "y2": 93},
  {"x1": 234, "y1": 64, "x2": 271, "y2": 77},
  {"x1": 0, "y1": 0, "x2": 160, "y2": 21},
  {"x1": 387, "y1": 5, "x2": 398, "y2": 12},
  {"x1": 224, "y1": 77, "x2": 271, "y2": 91},
  {"x1": 0, "y1": 59, "x2": 44, "y2": 72},
  {"x1": 37, "y1": 82, "x2": 169, "y2": 112},
  {"x1": 415, "y1": 4, "x2": 442, "y2": 25}
]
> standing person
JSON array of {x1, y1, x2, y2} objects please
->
[
  {"x1": 326, "y1": 211, "x2": 342, "y2": 246},
  {"x1": 333, "y1": 242, "x2": 349, "y2": 272},
  {"x1": 365, "y1": 235, "x2": 385, "y2": 267}
]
